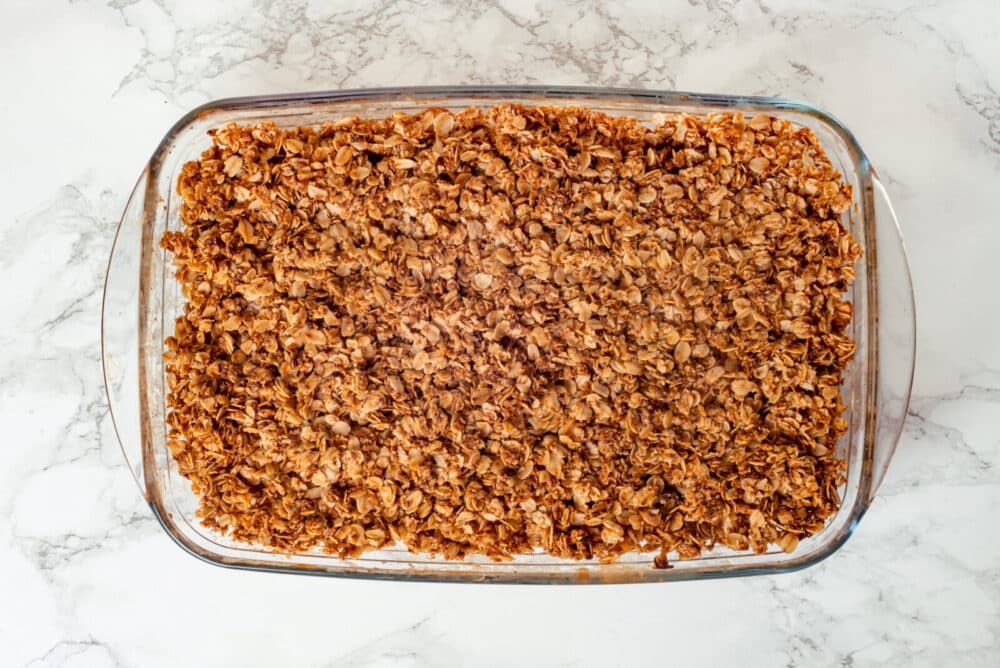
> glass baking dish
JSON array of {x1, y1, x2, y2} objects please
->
[{"x1": 102, "y1": 86, "x2": 915, "y2": 583}]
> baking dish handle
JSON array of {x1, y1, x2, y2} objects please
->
[
  {"x1": 102, "y1": 170, "x2": 149, "y2": 500},
  {"x1": 867, "y1": 173, "x2": 916, "y2": 501}
]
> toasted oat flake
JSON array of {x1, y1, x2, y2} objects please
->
[
  {"x1": 163, "y1": 105, "x2": 860, "y2": 563},
  {"x1": 472, "y1": 273, "x2": 493, "y2": 291}
]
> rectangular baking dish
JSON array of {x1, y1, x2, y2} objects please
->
[{"x1": 102, "y1": 86, "x2": 915, "y2": 583}]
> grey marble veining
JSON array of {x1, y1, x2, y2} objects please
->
[{"x1": 1, "y1": 1, "x2": 997, "y2": 666}]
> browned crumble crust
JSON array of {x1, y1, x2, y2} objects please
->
[{"x1": 162, "y1": 104, "x2": 860, "y2": 563}]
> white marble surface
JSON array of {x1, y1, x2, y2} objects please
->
[{"x1": 1, "y1": 0, "x2": 998, "y2": 665}]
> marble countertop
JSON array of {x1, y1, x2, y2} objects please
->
[{"x1": 2, "y1": 0, "x2": 998, "y2": 666}]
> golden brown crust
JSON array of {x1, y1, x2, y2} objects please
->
[{"x1": 162, "y1": 104, "x2": 860, "y2": 563}]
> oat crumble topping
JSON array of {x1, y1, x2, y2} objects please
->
[{"x1": 162, "y1": 104, "x2": 860, "y2": 564}]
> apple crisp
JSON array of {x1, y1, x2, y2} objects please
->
[{"x1": 162, "y1": 104, "x2": 860, "y2": 564}]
